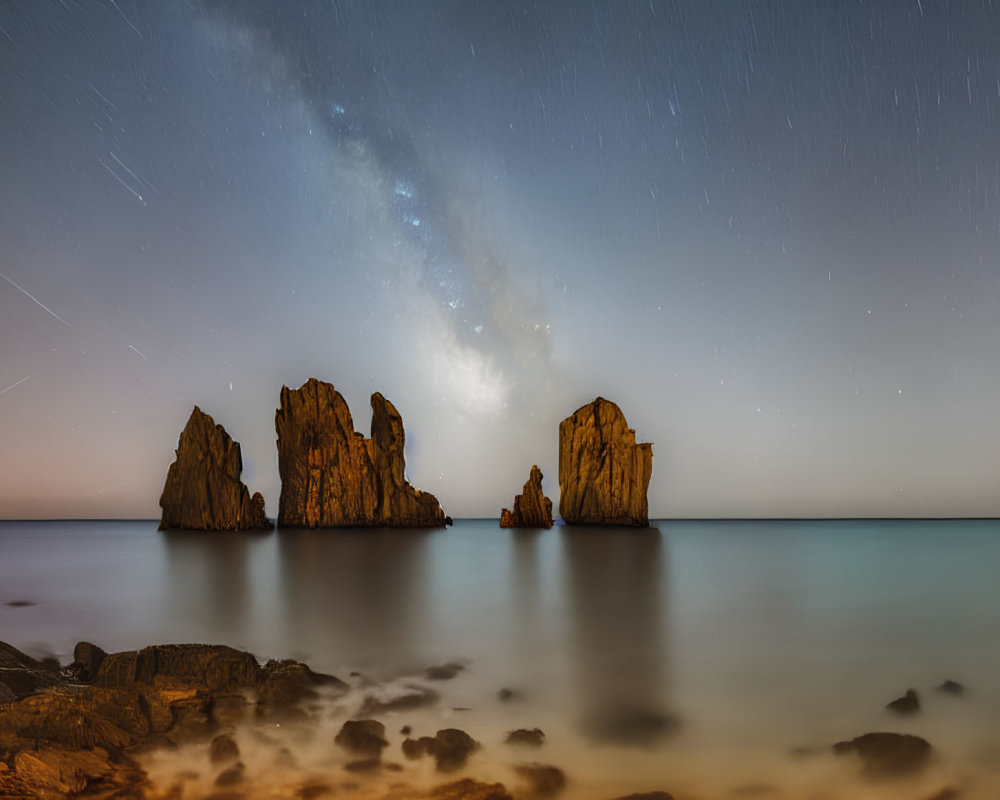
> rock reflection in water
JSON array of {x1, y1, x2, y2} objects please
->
[
  {"x1": 161, "y1": 530, "x2": 267, "y2": 644},
  {"x1": 275, "y1": 527, "x2": 433, "y2": 671},
  {"x1": 561, "y1": 525, "x2": 676, "y2": 746}
]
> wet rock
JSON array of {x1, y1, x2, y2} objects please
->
[
  {"x1": 429, "y1": 778, "x2": 514, "y2": 800},
  {"x1": 833, "y1": 732, "x2": 932, "y2": 778},
  {"x1": 275, "y1": 378, "x2": 448, "y2": 527},
  {"x1": 335, "y1": 719, "x2": 389, "y2": 757},
  {"x1": 937, "y1": 680, "x2": 965, "y2": 695},
  {"x1": 9, "y1": 745, "x2": 149, "y2": 798},
  {"x1": 209, "y1": 733, "x2": 240, "y2": 765},
  {"x1": 514, "y1": 763, "x2": 566, "y2": 797},
  {"x1": 159, "y1": 406, "x2": 270, "y2": 531},
  {"x1": 886, "y1": 689, "x2": 920, "y2": 714},
  {"x1": 400, "y1": 725, "x2": 412, "y2": 736},
  {"x1": 94, "y1": 643, "x2": 262, "y2": 693},
  {"x1": 402, "y1": 736, "x2": 434, "y2": 760},
  {"x1": 0, "y1": 640, "x2": 63, "y2": 700},
  {"x1": 0, "y1": 685, "x2": 153, "y2": 752},
  {"x1": 428, "y1": 728, "x2": 480, "y2": 772},
  {"x1": 505, "y1": 728, "x2": 545, "y2": 747},
  {"x1": 558, "y1": 398, "x2": 652, "y2": 526},
  {"x1": 425, "y1": 662, "x2": 465, "y2": 680},
  {"x1": 70, "y1": 640, "x2": 107, "y2": 683},
  {"x1": 215, "y1": 762, "x2": 245, "y2": 787},
  {"x1": 361, "y1": 683, "x2": 439, "y2": 714},
  {"x1": 4, "y1": 600, "x2": 35, "y2": 607},
  {"x1": 400, "y1": 729, "x2": 479, "y2": 772},
  {"x1": 257, "y1": 658, "x2": 347, "y2": 719},
  {"x1": 500, "y1": 465, "x2": 554, "y2": 528}
]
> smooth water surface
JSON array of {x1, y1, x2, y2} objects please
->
[{"x1": 2, "y1": 519, "x2": 1000, "y2": 798}]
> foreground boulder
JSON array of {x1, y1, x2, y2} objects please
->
[
  {"x1": 833, "y1": 732, "x2": 932, "y2": 778},
  {"x1": 402, "y1": 728, "x2": 480, "y2": 772},
  {"x1": 275, "y1": 378, "x2": 449, "y2": 527},
  {"x1": 500, "y1": 465, "x2": 553, "y2": 528},
  {"x1": 0, "y1": 641, "x2": 347, "y2": 799},
  {"x1": 335, "y1": 719, "x2": 388, "y2": 757},
  {"x1": 558, "y1": 398, "x2": 652, "y2": 526},
  {"x1": 159, "y1": 406, "x2": 269, "y2": 531}
]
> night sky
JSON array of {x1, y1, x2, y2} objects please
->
[{"x1": 3, "y1": 0, "x2": 1000, "y2": 520}]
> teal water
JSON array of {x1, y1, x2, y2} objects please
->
[{"x1": 2, "y1": 519, "x2": 999, "y2": 798}]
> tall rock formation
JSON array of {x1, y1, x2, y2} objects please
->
[
  {"x1": 558, "y1": 398, "x2": 652, "y2": 526},
  {"x1": 500, "y1": 465, "x2": 553, "y2": 528},
  {"x1": 159, "y1": 407, "x2": 269, "y2": 531},
  {"x1": 275, "y1": 378, "x2": 449, "y2": 527}
]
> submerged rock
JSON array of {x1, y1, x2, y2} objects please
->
[
  {"x1": 209, "y1": 733, "x2": 240, "y2": 765},
  {"x1": 159, "y1": 406, "x2": 269, "y2": 531},
  {"x1": 257, "y1": 658, "x2": 347, "y2": 719},
  {"x1": 275, "y1": 378, "x2": 449, "y2": 527},
  {"x1": 504, "y1": 728, "x2": 545, "y2": 747},
  {"x1": 558, "y1": 398, "x2": 652, "y2": 526},
  {"x1": 500, "y1": 465, "x2": 554, "y2": 528},
  {"x1": 886, "y1": 688, "x2": 920, "y2": 714},
  {"x1": 400, "y1": 728, "x2": 479, "y2": 772},
  {"x1": 936, "y1": 679, "x2": 965, "y2": 695},
  {"x1": 424, "y1": 662, "x2": 465, "y2": 680},
  {"x1": 833, "y1": 732, "x2": 932, "y2": 778},
  {"x1": 335, "y1": 719, "x2": 388, "y2": 757}
]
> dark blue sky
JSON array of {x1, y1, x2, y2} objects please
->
[{"x1": 3, "y1": 0, "x2": 1000, "y2": 518}]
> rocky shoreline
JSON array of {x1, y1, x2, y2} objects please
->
[{"x1": 0, "y1": 640, "x2": 967, "y2": 800}]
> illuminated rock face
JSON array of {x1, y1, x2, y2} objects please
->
[
  {"x1": 499, "y1": 465, "x2": 553, "y2": 528},
  {"x1": 558, "y1": 398, "x2": 652, "y2": 526},
  {"x1": 159, "y1": 407, "x2": 268, "y2": 531},
  {"x1": 275, "y1": 378, "x2": 448, "y2": 528}
]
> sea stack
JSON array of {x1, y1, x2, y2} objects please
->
[
  {"x1": 558, "y1": 397, "x2": 652, "y2": 526},
  {"x1": 275, "y1": 378, "x2": 449, "y2": 527},
  {"x1": 500, "y1": 465, "x2": 553, "y2": 528},
  {"x1": 159, "y1": 406, "x2": 269, "y2": 531}
]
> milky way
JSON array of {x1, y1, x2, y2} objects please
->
[{"x1": 2, "y1": 1, "x2": 1000, "y2": 518}]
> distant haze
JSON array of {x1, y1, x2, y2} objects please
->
[{"x1": 2, "y1": 2, "x2": 1000, "y2": 519}]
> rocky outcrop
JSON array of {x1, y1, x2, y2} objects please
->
[
  {"x1": 0, "y1": 640, "x2": 347, "y2": 799},
  {"x1": 159, "y1": 406, "x2": 269, "y2": 531},
  {"x1": 833, "y1": 732, "x2": 932, "y2": 778},
  {"x1": 500, "y1": 465, "x2": 553, "y2": 528},
  {"x1": 558, "y1": 398, "x2": 652, "y2": 526},
  {"x1": 275, "y1": 378, "x2": 449, "y2": 527}
]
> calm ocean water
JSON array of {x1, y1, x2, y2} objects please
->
[{"x1": 3, "y1": 518, "x2": 1000, "y2": 798}]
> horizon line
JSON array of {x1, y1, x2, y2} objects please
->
[{"x1": 2, "y1": 516, "x2": 999, "y2": 524}]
